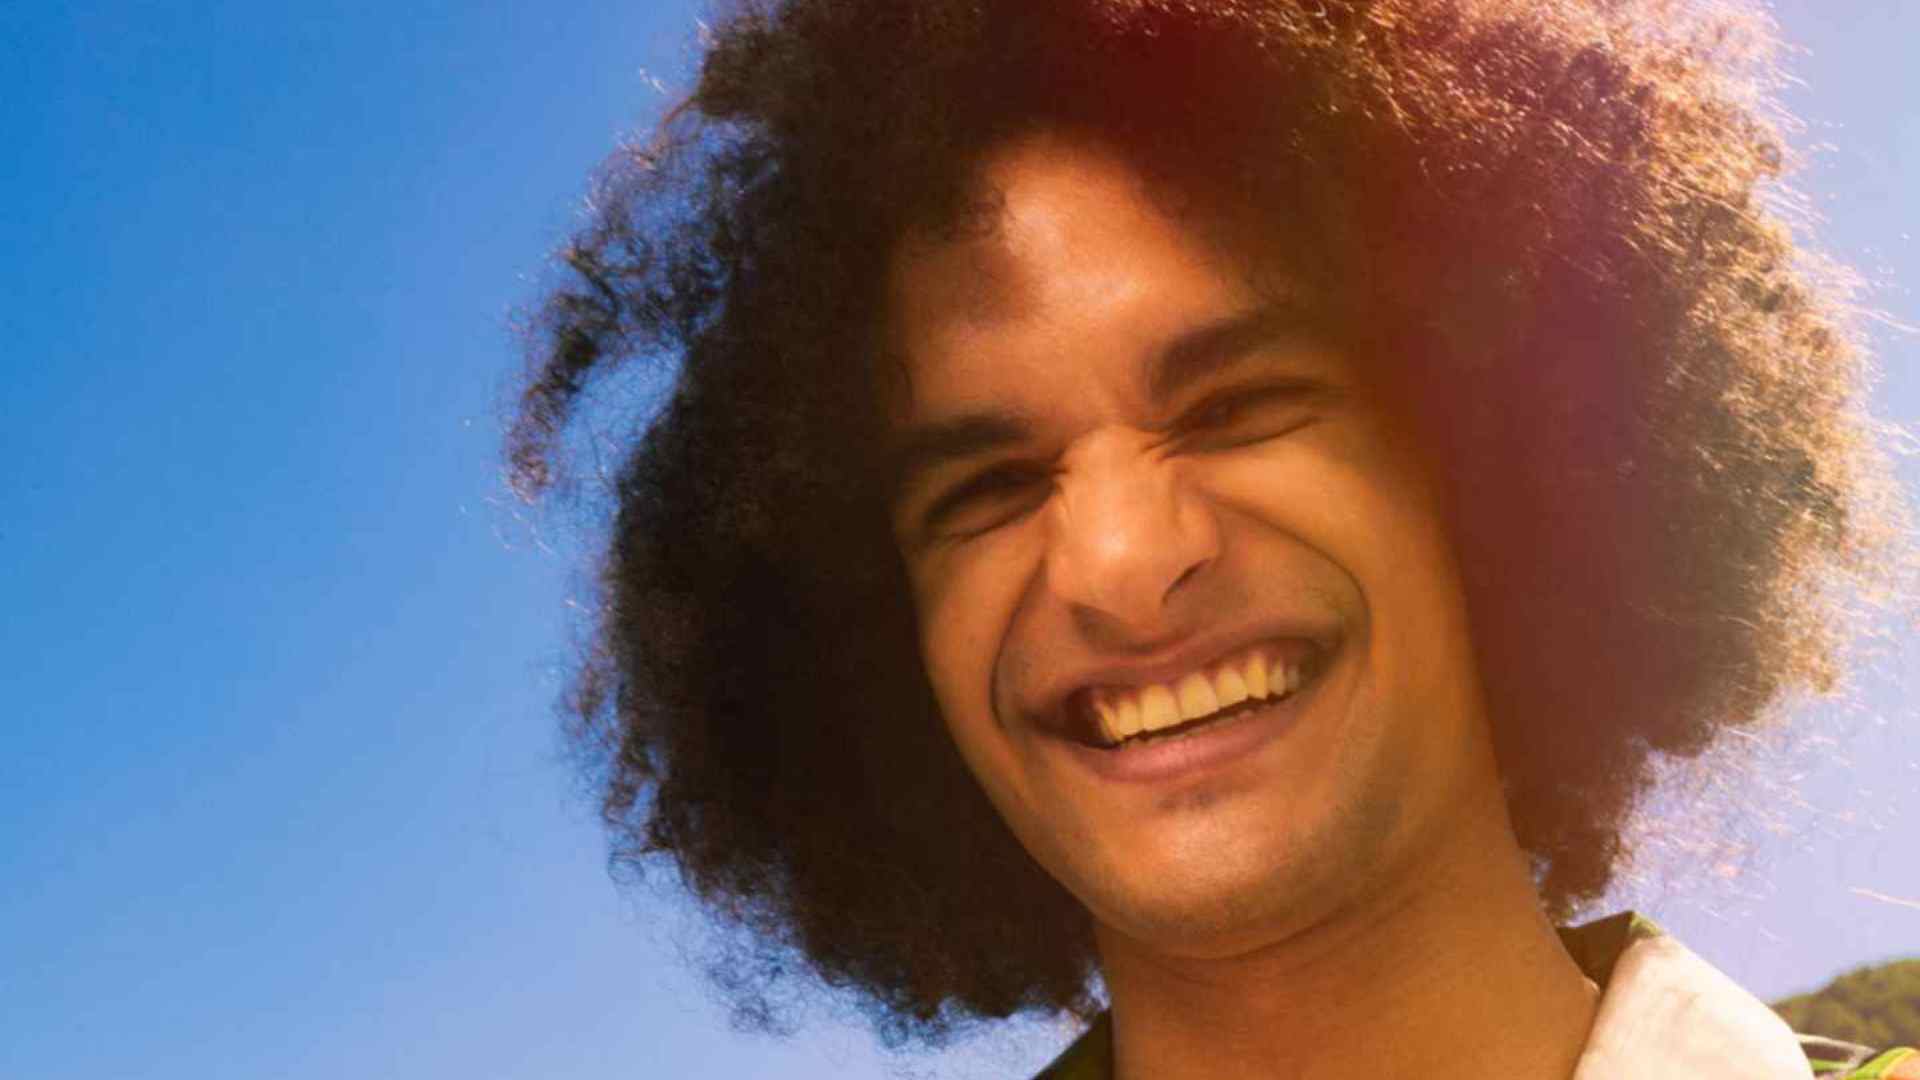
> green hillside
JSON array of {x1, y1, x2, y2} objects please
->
[{"x1": 1773, "y1": 958, "x2": 1920, "y2": 1050}]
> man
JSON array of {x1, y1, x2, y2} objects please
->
[{"x1": 508, "y1": 1, "x2": 1913, "y2": 1076}]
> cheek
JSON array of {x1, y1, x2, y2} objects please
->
[
  {"x1": 1205, "y1": 420, "x2": 1453, "y2": 575},
  {"x1": 908, "y1": 534, "x2": 1044, "y2": 738},
  {"x1": 1249, "y1": 430, "x2": 1482, "y2": 734},
  {"x1": 1203, "y1": 429, "x2": 1473, "y2": 687}
]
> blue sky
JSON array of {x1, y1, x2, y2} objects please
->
[{"x1": 2, "y1": 3, "x2": 1915, "y2": 1077}]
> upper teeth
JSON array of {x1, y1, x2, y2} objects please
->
[{"x1": 1089, "y1": 647, "x2": 1307, "y2": 746}]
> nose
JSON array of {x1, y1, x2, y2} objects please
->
[{"x1": 1042, "y1": 429, "x2": 1221, "y2": 646}]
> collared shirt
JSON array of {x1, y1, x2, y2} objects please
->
[{"x1": 1033, "y1": 912, "x2": 1918, "y2": 1079}]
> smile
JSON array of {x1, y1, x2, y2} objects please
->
[{"x1": 1073, "y1": 640, "x2": 1328, "y2": 749}]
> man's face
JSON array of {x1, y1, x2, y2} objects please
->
[{"x1": 884, "y1": 134, "x2": 1499, "y2": 958}]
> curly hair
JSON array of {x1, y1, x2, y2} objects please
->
[{"x1": 507, "y1": 0, "x2": 1900, "y2": 1042}]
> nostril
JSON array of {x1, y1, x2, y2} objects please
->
[{"x1": 1166, "y1": 557, "x2": 1210, "y2": 596}]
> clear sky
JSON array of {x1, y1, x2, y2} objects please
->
[{"x1": 2, "y1": 3, "x2": 1916, "y2": 1078}]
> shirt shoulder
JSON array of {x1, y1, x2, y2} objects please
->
[
  {"x1": 1569, "y1": 914, "x2": 1914, "y2": 1080},
  {"x1": 1026, "y1": 912, "x2": 1914, "y2": 1080}
]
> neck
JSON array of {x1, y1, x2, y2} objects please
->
[{"x1": 1094, "y1": 794, "x2": 1599, "y2": 1080}]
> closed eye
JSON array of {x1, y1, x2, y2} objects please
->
[
  {"x1": 1172, "y1": 380, "x2": 1326, "y2": 449},
  {"x1": 923, "y1": 464, "x2": 1051, "y2": 536}
]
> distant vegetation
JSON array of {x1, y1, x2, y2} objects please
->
[{"x1": 1774, "y1": 958, "x2": 1920, "y2": 1050}]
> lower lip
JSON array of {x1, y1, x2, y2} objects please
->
[{"x1": 1054, "y1": 679, "x2": 1317, "y2": 785}]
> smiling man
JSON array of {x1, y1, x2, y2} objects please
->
[
  {"x1": 509, "y1": 1, "x2": 1911, "y2": 1077},
  {"x1": 883, "y1": 134, "x2": 1601, "y2": 1076}
]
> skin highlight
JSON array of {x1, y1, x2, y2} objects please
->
[{"x1": 886, "y1": 133, "x2": 1599, "y2": 1078}]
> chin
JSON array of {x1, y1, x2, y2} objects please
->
[
  {"x1": 1082, "y1": 781, "x2": 1408, "y2": 959},
  {"x1": 1091, "y1": 867, "x2": 1313, "y2": 959}
]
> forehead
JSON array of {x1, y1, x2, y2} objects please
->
[{"x1": 881, "y1": 133, "x2": 1290, "y2": 419}]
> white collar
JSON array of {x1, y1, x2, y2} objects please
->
[{"x1": 1572, "y1": 930, "x2": 1810, "y2": 1079}]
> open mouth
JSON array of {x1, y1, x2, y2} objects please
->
[{"x1": 1063, "y1": 640, "x2": 1331, "y2": 750}]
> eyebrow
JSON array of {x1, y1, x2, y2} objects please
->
[
  {"x1": 886, "y1": 301, "x2": 1322, "y2": 500},
  {"x1": 1148, "y1": 302, "x2": 1321, "y2": 402}
]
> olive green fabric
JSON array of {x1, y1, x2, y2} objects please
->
[
  {"x1": 1034, "y1": 1011, "x2": 1110, "y2": 1080},
  {"x1": 1836, "y1": 1047, "x2": 1920, "y2": 1079}
]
